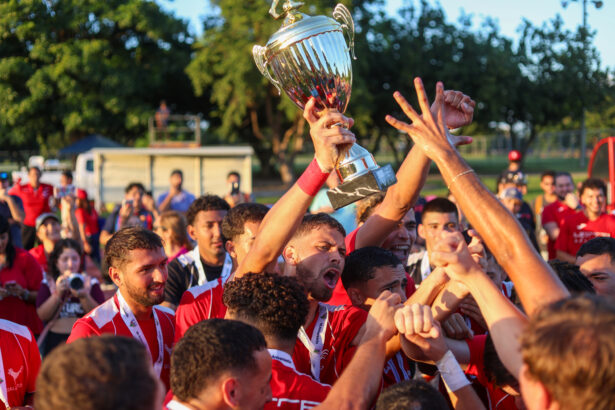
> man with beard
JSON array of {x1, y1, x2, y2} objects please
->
[
  {"x1": 556, "y1": 178, "x2": 615, "y2": 263},
  {"x1": 67, "y1": 227, "x2": 175, "y2": 390},
  {"x1": 541, "y1": 172, "x2": 579, "y2": 260}
]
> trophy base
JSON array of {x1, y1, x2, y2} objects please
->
[{"x1": 326, "y1": 164, "x2": 397, "y2": 210}]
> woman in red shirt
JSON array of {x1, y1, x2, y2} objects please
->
[
  {"x1": 36, "y1": 238, "x2": 105, "y2": 356},
  {"x1": 0, "y1": 215, "x2": 43, "y2": 335},
  {"x1": 74, "y1": 189, "x2": 100, "y2": 263}
]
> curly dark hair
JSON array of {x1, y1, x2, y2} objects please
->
[
  {"x1": 48, "y1": 238, "x2": 84, "y2": 280},
  {"x1": 104, "y1": 226, "x2": 163, "y2": 269},
  {"x1": 548, "y1": 260, "x2": 595, "y2": 294},
  {"x1": 221, "y1": 203, "x2": 269, "y2": 242},
  {"x1": 375, "y1": 379, "x2": 448, "y2": 410},
  {"x1": 35, "y1": 335, "x2": 158, "y2": 410},
  {"x1": 223, "y1": 272, "x2": 309, "y2": 342},
  {"x1": 171, "y1": 319, "x2": 266, "y2": 401},
  {"x1": 292, "y1": 213, "x2": 346, "y2": 240},
  {"x1": 185, "y1": 195, "x2": 230, "y2": 226}
]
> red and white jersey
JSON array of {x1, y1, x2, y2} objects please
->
[
  {"x1": 0, "y1": 319, "x2": 40, "y2": 410},
  {"x1": 66, "y1": 292, "x2": 175, "y2": 391},
  {"x1": 542, "y1": 199, "x2": 577, "y2": 259},
  {"x1": 555, "y1": 212, "x2": 615, "y2": 257},
  {"x1": 267, "y1": 349, "x2": 331, "y2": 410},
  {"x1": 292, "y1": 303, "x2": 367, "y2": 386},
  {"x1": 174, "y1": 278, "x2": 226, "y2": 343},
  {"x1": 382, "y1": 352, "x2": 415, "y2": 389}
]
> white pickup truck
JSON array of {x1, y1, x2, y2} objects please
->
[{"x1": 13, "y1": 146, "x2": 253, "y2": 209}]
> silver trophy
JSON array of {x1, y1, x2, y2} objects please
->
[{"x1": 253, "y1": 0, "x2": 396, "y2": 209}]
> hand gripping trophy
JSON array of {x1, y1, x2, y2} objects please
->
[{"x1": 253, "y1": 0, "x2": 397, "y2": 209}]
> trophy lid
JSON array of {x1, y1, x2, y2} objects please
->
[{"x1": 265, "y1": 14, "x2": 342, "y2": 58}]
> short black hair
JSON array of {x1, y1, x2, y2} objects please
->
[
  {"x1": 61, "y1": 170, "x2": 73, "y2": 180},
  {"x1": 577, "y1": 237, "x2": 615, "y2": 263},
  {"x1": 171, "y1": 169, "x2": 183, "y2": 177},
  {"x1": 124, "y1": 182, "x2": 145, "y2": 194},
  {"x1": 375, "y1": 380, "x2": 448, "y2": 410},
  {"x1": 227, "y1": 171, "x2": 241, "y2": 180},
  {"x1": 186, "y1": 195, "x2": 230, "y2": 226},
  {"x1": 342, "y1": 246, "x2": 402, "y2": 289},
  {"x1": 36, "y1": 335, "x2": 158, "y2": 410},
  {"x1": 422, "y1": 197, "x2": 458, "y2": 219},
  {"x1": 555, "y1": 172, "x2": 573, "y2": 183},
  {"x1": 579, "y1": 178, "x2": 607, "y2": 197},
  {"x1": 104, "y1": 227, "x2": 163, "y2": 269},
  {"x1": 541, "y1": 170, "x2": 556, "y2": 181},
  {"x1": 293, "y1": 213, "x2": 346, "y2": 240},
  {"x1": 223, "y1": 272, "x2": 309, "y2": 342},
  {"x1": 171, "y1": 319, "x2": 266, "y2": 401},
  {"x1": 221, "y1": 203, "x2": 269, "y2": 242},
  {"x1": 548, "y1": 260, "x2": 595, "y2": 294}
]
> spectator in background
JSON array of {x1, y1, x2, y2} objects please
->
[
  {"x1": 9, "y1": 166, "x2": 54, "y2": 249},
  {"x1": 542, "y1": 171, "x2": 579, "y2": 260},
  {"x1": 0, "y1": 171, "x2": 24, "y2": 248},
  {"x1": 0, "y1": 215, "x2": 43, "y2": 336},
  {"x1": 309, "y1": 171, "x2": 357, "y2": 235},
  {"x1": 100, "y1": 182, "x2": 153, "y2": 246},
  {"x1": 154, "y1": 210, "x2": 192, "y2": 261},
  {"x1": 499, "y1": 187, "x2": 539, "y2": 250},
  {"x1": 59, "y1": 170, "x2": 73, "y2": 189},
  {"x1": 29, "y1": 213, "x2": 62, "y2": 269},
  {"x1": 556, "y1": 178, "x2": 615, "y2": 263},
  {"x1": 497, "y1": 170, "x2": 535, "y2": 234},
  {"x1": 36, "y1": 335, "x2": 164, "y2": 410},
  {"x1": 532, "y1": 170, "x2": 557, "y2": 258},
  {"x1": 224, "y1": 171, "x2": 252, "y2": 208},
  {"x1": 36, "y1": 239, "x2": 105, "y2": 356},
  {"x1": 157, "y1": 170, "x2": 195, "y2": 213},
  {"x1": 75, "y1": 188, "x2": 100, "y2": 263},
  {"x1": 156, "y1": 100, "x2": 170, "y2": 129}
]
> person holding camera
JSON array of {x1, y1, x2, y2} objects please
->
[
  {"x1": 223, "y1": 171, "x2": 252, "y2": 208},
  {"x1": 100, "y1": 182, "x2": 154, "y2": 246},
  {"x1": 36, "y1": 239, "x2": 105, "y2": 356}
]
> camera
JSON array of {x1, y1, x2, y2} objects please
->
[
  {"x1": 231, "y1": 181, "x2": 240, "y2": 195},
  {"x1": 68, "y1": 273, "x2": 85, "y2": 291}
]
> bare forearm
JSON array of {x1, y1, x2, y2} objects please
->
[
  {"x1": 158, "y1": 195, "x2": 173, "y2": 212},
  {"x1": 433, "y1": 150, "x2": 567, "y2": 314},
  {"x1": 356, "y1": 146, "x2": 430, "y2": 248},
  {"x1": 447, "y1": 385, "x2": 487, "y2": 410},
  {"x1": 37, "y1": 294, "x2": 62, "y2": 321},
  {"x1": 556, "y1": 250, "x2": 576, "y2": 264},
  {"x1": 405, "y1": 268, "x2": 448, "y2": 307},
  {"x1": 5, "y1": 198, "x2": 24, "y2": 223},
  {"x1": 431, "y1": 281, "x2": 469, "y2": 322}
]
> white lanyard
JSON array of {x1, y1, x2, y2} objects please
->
[
  {"x1": 193, "y1": 248, "x2": 232, "y2": 286},
  {"x1": 166, "y1": 400, "x2": 193, "y2": 410},
  {"x1": 268, "y1": 348, "x2": 295, "y2": 370},
  {"x1": 297, "y1": 304, "x2": 329, "y2": 381},
  {"x1": 116, "y1": 291, "x2": 164, "y2": 377},
  {"x1": 0, "y1": 347, "x2": 8, "y2": 408}
]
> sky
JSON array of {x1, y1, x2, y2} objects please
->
[{"x1": 158, "y1": 0, "x2": 614, "y2": 69}]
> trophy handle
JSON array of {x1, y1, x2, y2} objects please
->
[
  {"x1": 252, "y1": 45, "x2": 283, "y2": 95},
  {"x1": 332, "y1": 4, "x2": 356, "y2": 60}
]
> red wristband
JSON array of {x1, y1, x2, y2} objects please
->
[{"x1": 297, "y1": 158, "x2": 330, "y2": 196}]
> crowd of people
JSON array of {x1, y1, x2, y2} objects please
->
[{"x1": 0, "y1": 78, "x2": 613, "y2": 409}]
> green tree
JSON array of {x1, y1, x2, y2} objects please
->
[{"x1": 0, "y1": 0, "x2": 195, "y2": 160}]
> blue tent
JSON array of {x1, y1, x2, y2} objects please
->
[{"x1": 59, "y1": 134, "x2": 124, "y2": 156}]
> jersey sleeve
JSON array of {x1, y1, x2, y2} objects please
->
[
  {"x1": 554, "y1": 217, "x2": 571, "y2": 253},
  {"x1": 26, "y1": 330, "x2": 41, "y2": 394},
  {"x1": 165, "y1": 260, "x2": 189, "y2": 306},
  {"x1": 464, "y1": 334, "x2": 487, "y2": 385},
  {"x1": 541, "y1": 203, "x2": 556, "y2": 225},
  {"x1": 22, "y1": 251, "x2": 43, "y2": 291},
  {"x1": 66, "y1": 318, "x2": 100, "y2": 343},
  {"x1": 174, "y1": 292, "x2": 205, "y2": 343}
]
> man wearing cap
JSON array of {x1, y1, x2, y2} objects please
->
[
  {"x1": 498, "y1": 187, "x2": 539, "y2": 250},
  {"x1": 9, "y1": 166, "x2": 54, "y2": 250},
  {"x1": 157, "y1": 170, "x2": 195, "y2": 213},
  {"x1": 0, "y1": 172, "x2": 24, "y2": 248},
  {"x1": 497, "y1": 170, "x2": 535, "y2": 235}
]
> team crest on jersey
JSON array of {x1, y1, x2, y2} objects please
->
[
  {"x1": 320, "y1": 349, "x2": 330, "y2": 360},
  {"x1": 8, "y1": 367, "x2": 22, "y2": 382}
]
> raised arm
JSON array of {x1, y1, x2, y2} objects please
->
[
  {"x1": 355, "y1": 91, "x2": 475, "y2": 250},
  {"x1": 236, "y1": 99, "x2": 356, "y2": 277},
  {"x1": 385, "y1": 78, "x2": 568, "y2": 315}
]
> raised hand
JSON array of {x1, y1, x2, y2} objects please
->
[
  {"x1": 441, "y1": 312, "x2": 474, "y2": 340},
  {"x1": 303, "y1": 97, "x2": 356, "y2": 172},
  {"x1": 436, "y1": 90, "x2": 475, "y2": 130},
  {"x1": 430, "y1": 230, "x2": 484, "y2": 283},
  {"x1": 362, "y1": 290, "x2": 402, "y2": 343}
]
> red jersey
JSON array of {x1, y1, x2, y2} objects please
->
[
  {"x1": 0, "y1": 248, "x2": 43, "y2": 334},
  {"x1": 75, "y1": 207, "x2": 100, "y2": 236},
  {"x1": 67, "y1": 292, "x2": 175, "y2": 391},
  {"x1": 28, "y1": 244, "x2": 46, "y2": 269},
  {"x1": 541, "y1": 200, "x2": 577, "y2": 259},
  {"x1": 555, "y1": 212, "x2": 615, "y2": 257},
  {"x1": 267, "y1": 349, "x2": 331, "y2": 410},
  {"x1": 465, "y1": 335, "x2": 518, "y2": 410},
  {"x1": 8, "y1": 183, "x2": 53, "y2": 227},
  {"x1": 0, "y1": 319, "x2": 40, "y2": 409},
  {"x1": 292, "y1": 303, "x2": 367, "y2": 386},
  {"x1": 328, "y1": 227, "x2": 417, "y2": 306},
  {"x1": 382, "y1": 352, "x2": 416, "y2": 388},
  {"x1": 174, "y1": 278, "x2": 226, "y2": 343}
]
